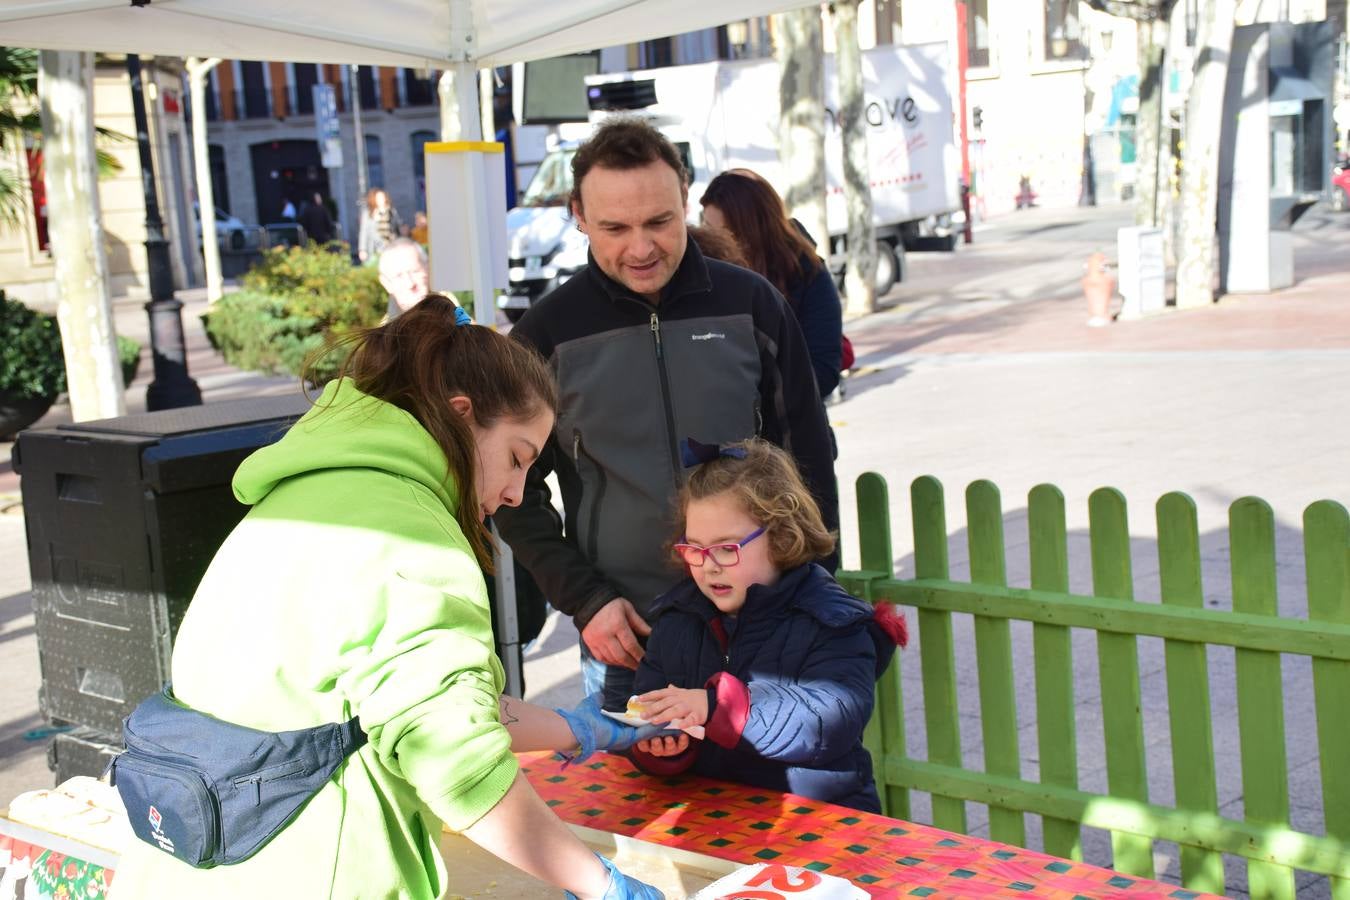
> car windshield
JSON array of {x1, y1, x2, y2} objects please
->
[{"x1": 519, "y1": 149, "x2": 576, "y2": 207}]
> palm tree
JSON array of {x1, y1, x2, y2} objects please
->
[
  {"x1": 0, "y1": 47, "x2": 40, "y2": 227},
  {"x1": 0, "y1": 46, "x2": 124, "y2": 229}
]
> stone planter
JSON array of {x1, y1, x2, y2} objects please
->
[{"x1": 0, "y1": 390, "x2": 55, "y2": 441}]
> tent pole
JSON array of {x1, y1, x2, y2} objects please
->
[{"x1": 186, "y1": 57, "x2": 223, "y2": 303}]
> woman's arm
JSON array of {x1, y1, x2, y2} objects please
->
[
  {"x1": 498, "y1": 695, "x2": 579, "y2": 753},
  {"x1": 461, "y1": 773, "x2": 612, "y2": 898}
]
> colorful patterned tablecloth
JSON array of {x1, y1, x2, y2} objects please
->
[{"x1": 519, "y1": 752, "x2": 1221, "y2": 900}]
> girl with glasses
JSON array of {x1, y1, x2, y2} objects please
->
[{"x1": 628, "y1": 439, "x2": 907, "y2": 812}]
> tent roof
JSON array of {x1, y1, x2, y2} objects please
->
[{"x1": 0, "y1": 0, "x2": 809, "y2": 68}]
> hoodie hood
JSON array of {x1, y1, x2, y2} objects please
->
[{"x1": 233, "y1": 379, "x2": 459, "y2": 515}]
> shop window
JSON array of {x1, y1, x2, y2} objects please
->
[
  {"x1": 1044, "y1": 0, "x2": 1086, "y2": 62},
  {"x1": 294, "y1": 64, "x2": 319, "y2": 115},
  {"x1": 404, "y1": 69, "x2": 435, "y2": 106},
  {"x1": 358, "y1": 66, "x2": 378, "y2": 110},
  {"x1": 365, "y1": 135, "x2": 384, "y2": 191},
  {"x1": 411, "y1": 130, "x2": 435, "y2": 212},
  {"x1": 240, "y1": 60, "x2": 269, "y2": 118},
  {"x1": 967, "y1": 0, "x2": 990, "y2": 68}
]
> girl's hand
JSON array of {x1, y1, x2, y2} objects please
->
[
  {"x1": 637, "y1": 685, "x2": 708, "y2": 729},
  {"x1": 636, "y1": 734, "x2": 690, "y2": 757}
]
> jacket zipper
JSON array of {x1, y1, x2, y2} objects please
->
[
  {"x1": 573, "y1": 430, "x2": 606, "y2": 563},
  {"x1": 649, "y1": 312, "x2": 681, "y2": 476}
]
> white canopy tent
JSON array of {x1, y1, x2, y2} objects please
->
[{"x1": 0, "y1": 0, "x2": 806, "y2": 69}]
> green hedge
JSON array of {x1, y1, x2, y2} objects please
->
[
  {"x1": 203, "y1": 245, "x2": 386, "y2": 383},
  {"x1": 0, "y1": 290, "x2": 142, "y2": 397}
]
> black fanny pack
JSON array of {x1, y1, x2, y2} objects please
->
[{"x1": 110, "y1": 687, "x2": 365, "y2": 868}]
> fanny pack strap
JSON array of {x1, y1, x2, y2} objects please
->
[{"x1": 336, "y1": 715, "x2": 367, "y2": 756}]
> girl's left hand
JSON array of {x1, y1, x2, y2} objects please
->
[{"x1": 637, "y1": 685, "x2": 708, "y2": 729}]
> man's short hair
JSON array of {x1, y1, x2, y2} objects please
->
[
  {"x1": 569, "y1": 117, "x2": 688, "y2": 212},
  {"x1": 378, "y1": 237, "x2": 427, "y2": 273}
]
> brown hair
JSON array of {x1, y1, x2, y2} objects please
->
[
  {"x1": 687, "y1": 224, "x2": 748, "y2": 269},
  {"x1": 569, "y1": 117, "x2": 688, "y2": 214},
  {"x1": 364, "y1": 187, "x2": 387, "y2": 213},
  {"x1": 700, "y1": 169, "x2": 821, "y2": 298},
  {"x1": 678, "y1": 439, "x2": 834, "y2": 570},
  {"x1": 308, "y1": 294, "x2": 558, "y2": 571}
]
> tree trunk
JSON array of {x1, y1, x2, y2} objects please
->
[
  {"x1": 1134, "y1": 20, "x2": 1164, "y2": 227},
  {"x1": 1175, "y1": 0, "x2": 1236, "y2": 308},
  {"x1": 772, "y1": 8, "x2": 828, "y2": 258},
  {"x1": 38, "y1": 50, "x2": 125, "y2": 421},
  {"x1": 438, "y1": 65, "x2": 481, "y2": 141},
  {"x1": 834, "y1": 0, "x2": 876, "y2": 316}
]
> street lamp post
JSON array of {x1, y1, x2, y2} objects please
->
[{"x1": 127, "y1": 54, "x2": 202, "y2": 411}]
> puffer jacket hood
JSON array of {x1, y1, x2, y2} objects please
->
[{"x1": 233, "y1": 379, "x2": 458, "y2": 515}]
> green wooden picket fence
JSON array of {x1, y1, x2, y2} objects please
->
[{"x1": 836, "y1": 474, "x2": 1350, "y2": 899}]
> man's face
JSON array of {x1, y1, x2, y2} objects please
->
[
  {"x1": 379, "y1": 246, "x2": 429, "y2": 313},
  {"x1": 573, "y1": 161, "x2": 687, "y2": 303}
]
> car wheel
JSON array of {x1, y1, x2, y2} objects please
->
[
  {"x1": 873, "y1": 240, "x2": 899, "y2": 296},
  {"x1": 228, "y1": 229, "x2": 246, "y2": 251},
  {"x1": 1333, "y1": 188, "x2": 1349, "y2": 212},
  {"x1": 504, "y1": 307, "x2": 527, "y2": 323}
]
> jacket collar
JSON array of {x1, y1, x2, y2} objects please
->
[{"x1": 584, "y1": 233, "x2": 714, "y2": 309}]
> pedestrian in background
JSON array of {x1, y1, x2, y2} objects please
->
[
  {"x1": 378, "y1": 237, "x2": 430, "y2": 320},
  {"x1": 298, "y1": 191, "x2": 336, "y2": 245},
  {"x1": 358, "y1": 187, "x2": 404, "y2": 263},
  {"x1": 700, "y1": 169, "x2": 844, "y2": 399}
]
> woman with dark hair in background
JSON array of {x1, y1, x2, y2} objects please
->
[{"x1": 700, "y1": 169, "x2": 844, "y2": 399}]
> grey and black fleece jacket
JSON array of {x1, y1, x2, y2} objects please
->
[{"x1": 494, "y1": 239, "x2": 839, "y2": 630}]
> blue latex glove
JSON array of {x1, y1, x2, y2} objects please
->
[
  {"x1": 556, "y1": 693, "x2": 670, "y2": 763},
  {"x1": 564, "y1": 852, "x2": 665, "y2": 900}
]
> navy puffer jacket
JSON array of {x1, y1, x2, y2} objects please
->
[{"x1": 631, "y1": 564, "x2": 904, "y2": 812}]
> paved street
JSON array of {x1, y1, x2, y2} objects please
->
[{"x1": 3, "y1": 200, "x2": 1348, "y2": 896}]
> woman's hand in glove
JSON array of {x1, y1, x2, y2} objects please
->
[
  {"x1": 555, "y1": 693, "x2": 670, "y2": 762},
  {"x1": 564, "y1": 853, "x2": 665, "y2": 900}
]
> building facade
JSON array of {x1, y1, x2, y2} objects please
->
[{"x1": 0, "y1": 56, "x2": 196, "y2": 308}]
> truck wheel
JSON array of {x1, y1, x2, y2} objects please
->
[{"x1": 873, "y1": 240, "x2": 900, "y2": 295}]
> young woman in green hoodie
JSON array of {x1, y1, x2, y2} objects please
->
[{"x1": 109, "y1": 295, "x2": 662, "y2": 899}]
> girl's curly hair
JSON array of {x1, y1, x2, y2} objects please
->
[{"x1": 677, "y1": 438, "x2": 835, "y2": 570}]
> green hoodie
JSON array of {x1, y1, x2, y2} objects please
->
[{"x1": 110, "y1": 380, "x2": 516, "y2": 900}]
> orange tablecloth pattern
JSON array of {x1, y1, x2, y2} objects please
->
[{"x1": 519, "y1": 752, "x2": 1221, "y2": 900}]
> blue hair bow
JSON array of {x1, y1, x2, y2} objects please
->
[
  {"x1": 679, "y1": 437, "x2": 748, "y2": 469},
  {"x1": 454, "y1": 306, "x2": 473, "y2": 327}
]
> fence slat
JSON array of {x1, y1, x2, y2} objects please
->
[
  {"x1": 1088, "y1": 487, "x2": 1153, "y2": 878},
  {"x1": 1028, "y1": 484, "x2": 1081, "y2": 861},
  {"x1": 1304, "y1": 501, "x2": 1350, "y2": 900},
  {"x1": 1230, "y1": 497, "x2": 1296, "y2": 899},
  {"x1": 1157, "y1": 492, "x2": 1223, "y2": 894},
  {"x1": 911, "y1": 475, "x2": 966, "y2": 834},
  {"x1": 965, "y1": 480, "x2": 1025, "y2": 847},
  {"x1": 856, "y1": 473, "x2": 908, "y2": 820},
  {"x1": 878, "y1": 755, "x2": 1350, "y2": 878}
]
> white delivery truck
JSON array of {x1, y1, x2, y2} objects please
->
[{"x1": 502, "y1": 41, "x2": 960, "y2": 321}]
